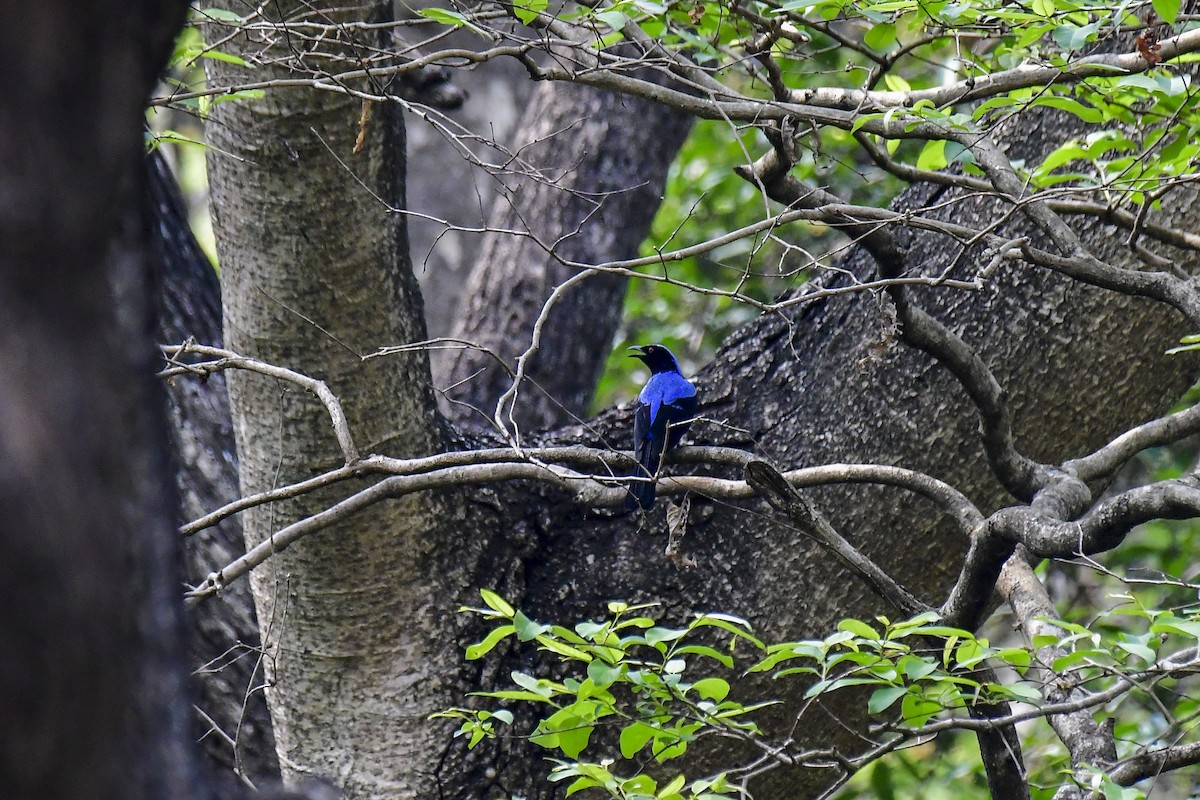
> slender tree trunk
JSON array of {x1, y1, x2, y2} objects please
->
[
  {"x1": 442, "y1": 78, "x2": 692, "y2": 432},
  {"x1": 0, "y1": 3, "x2": 201, "y2": 800}
]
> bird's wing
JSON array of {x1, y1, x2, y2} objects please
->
[
  {"x1": 632, "y1": 400, "x2": 652, "y2": 460},
  {"x1": 641, "y1": 373, "x2": 695, "y2": 430}
]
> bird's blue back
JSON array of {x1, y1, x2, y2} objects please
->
[{"x1": 640, "y1": 371, "x2": 697, "y2": 437}]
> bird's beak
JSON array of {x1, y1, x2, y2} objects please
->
[{"x1": 627, "y1": 345, "x2": 648, "y2": 359}]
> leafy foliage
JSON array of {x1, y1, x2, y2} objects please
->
[{"x1": 438, "y1": 589, "x2": 1200, "y2": 798}]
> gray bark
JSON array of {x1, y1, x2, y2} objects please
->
[
  {"x1": 202, "y1": 3, "x2": 504, "y2": 796},
  {"x1": 0, "y1": 3, "x2": 202, "y2": 800},
  {"x1": 441, "y1": 78, "x2": 693, "y2": 431}
]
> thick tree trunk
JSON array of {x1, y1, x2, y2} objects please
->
[
  {"x1": 150, "y1": 149, "x2": 281, "y2": 790},
  {"x1": 442, "y1": 78, "x2": 692, "y2": 432},
  {"x1": 202, "y1": 4, "x2": 510, "y2": 797},
  {"x1": 501, "y1": 180, "x2": 1199, "y2": 799},
  {"x1": 0, "y1": 3, "x2": 200, "y2": 800}
]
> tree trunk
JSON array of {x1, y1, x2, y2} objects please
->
[
  {"x1": 150, "y1": 149, "x2": 281, "y2": 790},
  {"x1": 201, "y1": 3, "x2": 513, "y2": 796},
  {"x1": 442, "y1": 77, "x2": 692, "y2": 432},
  {"x1": 0, "y1": 3, "x2": 201, "y2": 800}
]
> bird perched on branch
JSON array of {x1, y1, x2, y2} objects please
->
[{"x1": 626, "y1": 344, "x2": 698, "y2": 510}]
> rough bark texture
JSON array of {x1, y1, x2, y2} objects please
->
[
  {"x1": 502, "y1": 175, "x2": 1199, "y2": 799},
  {"x1": 0, "y1": 3, "x2": 200, "y2": 800},
  {"x1": 202, "y1": 3, "x2": 507, "y2": 797},
  {"x1": 441, "y1": 78, "x2": 693, "y2": 432},
  {"x1": 150, "y1": 149, "x2": 281, "y2": 790}
]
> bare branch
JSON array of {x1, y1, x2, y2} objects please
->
[
  {"x1": 745, "y1": 460, "x2": 929, "y2": 616},
  {"x1": 1065, "y1": 400, "x2": 1200, "y2": 484},
  {"x1": 160, "y1": 342, "x2": 360, "y2": 463},
  {"x1": 1110, "y1": 741, "x2": 1200, "y2": 786},
  {"x1": 984, "y1": 477, "x2": 1200, "y2": 558},
  {"x1": 997, "y1": 556, "x2": 1118, "y2": 769}
]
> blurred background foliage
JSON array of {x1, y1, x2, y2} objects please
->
[{"x1": 594, "y1": 115, "x2": 906, "y2": 409}]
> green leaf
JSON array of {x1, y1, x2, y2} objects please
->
[
  {"x1": 838, "y1": 618, "x2": 880, "y2": 640},
  {"x1": 900, "y1": 692, "x2": 943, "y2": 727},
  {"x1": 1153, "y1": 0, "x2": 1181, "y2": 24},
  {"x1": 864, "y1": 22, "x2": 896, "y2": 51},
  {"x1": 510, "y1": 670, "x2": 555, "y2": 696},
  {"x1": 916, "y1": 139, "x2": 948, "y2": 171},
  {"x1": 691, "y1": 613, "x2": 764, "y2": 648},
  {"x1": 868, "y1": 685, "x2": 908, "y2": 714},
  {"x1": 899, "y1": 655, "x2": 938, "y2": 681},
  {"x1": 210, "y1": 90, "x2": 264, "y2": 107},
  {"x1": 566, "y1": 776, "x2": 602, "y2": 796},
  {"x1": 1115, "y1": 641, "x2": 1156, "y2": 664},
  {"x1": 419, "y1": 7, "x2": 467, "y2": 26},
  {"x1": 479, "y1": 589, "x2": 515, "y2": 617},
  {"x1": 675, "y1": 644, "x2": 734, "y2": 668},
  {"x1": 994, "y1": 647, "x2": 1032, "y2": 670},
  {"x1": 646, "y1": 626, "x2": 690, "y2": 645},
  {"x1": 658, "y1": 774, "x2": 686, "y2": 799},
  {"x1": 882, "y1": 73, "x2": 911, "y2": 93},
  {"x1": 201, "y1": 49, "x2": 249, "y2": 67},
  {"x1": 595, "y1": 9, "x2": 627, "y2": 29},
  {"x1": 557, "y1": 722, "x2": 594, "y2": 758},
  {"x1": 620, "y1": 721, "x2": 659, "y2": 758},
  {"x1": 587, "y1": 659, "x2": 622, "y2": 688},
  {"x1": 514, "y1": 610, "x2": 550, "y2": 641},
  {"x1": 471, "y1": 689, "x2": 553, "y2": 702},
  {"x1": 1031, "y1": 95, "x2": 1103, "y2": 124},
  {"x1": 1151, "y1": 617, "x2": 1200, "y2": 638},
  {"x1": 999, "y1": 683, "x2": 1044, "y2": 702},
  {"x1": 465, "y1": 624, "x2": 515, "y2": 660},
  {"x1": 691, "y1": 677, "x2": 730, "y2": 702},
  {"x1": 196, "y1": 7, "x2": 243, "y2": 22},
  {"x1": 537, "y1": 635, "x2": 593, "y2": 662},
  {"x1": 513, "y1": 0, "x2": 549, "y2": 24}
]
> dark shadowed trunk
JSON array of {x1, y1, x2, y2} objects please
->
[
  {"x1": 0, "y1": 3, "x2": 200, "y2": 800},
  {"x1": 149, "y1": 149, "x2": 280, "y2": 790}
]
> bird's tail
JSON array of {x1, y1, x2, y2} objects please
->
[{"x1": 625, "y1": 452, "x2": 659, "y2": 511}]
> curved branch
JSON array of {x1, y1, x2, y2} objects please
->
[
  {"x1": 786, "y1": 28, "x2": 1200, "y2": 112},
  {"x1": 183, "y1": 449, "x2": 982, "y2": 605},
  {"x1": 745, "y1": 460, "x2": 930, "y2": 615},
  {"x1": 1111, "y1": 741, "x2": 1200, "y2": 786},
  {"x1": 160, "y1": 343, "x2": 360, "y2": 463},
  {"x1": 991, "y1": 478, "x2": 1200, "y2": 557},
  {"x1": 1065, "y1": 400, "x2": 1200, "y2": 484},
  {"x1": 996, "y1": 556, "x2": 1118, "y2": 770}
]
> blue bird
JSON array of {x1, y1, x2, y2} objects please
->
[{"x1": 625, "y1": 344, "x2": 698, "y2": 510}]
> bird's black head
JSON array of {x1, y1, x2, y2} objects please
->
[{"x1": 628, "y1": 343, "x2": 683, "y2": 375}]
